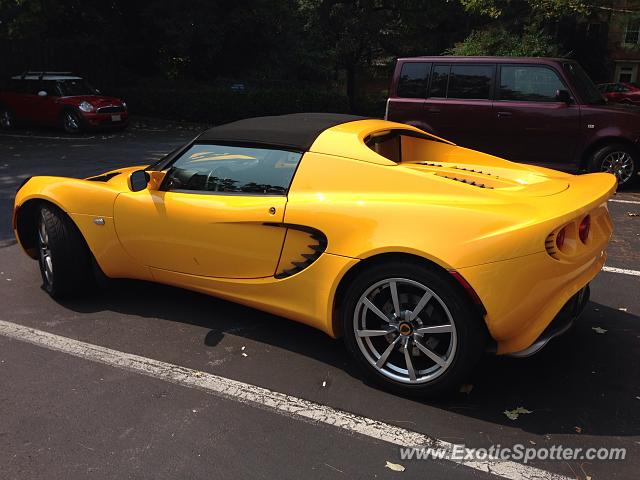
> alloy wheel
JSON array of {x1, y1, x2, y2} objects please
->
[
  {"x1": 38, "y1": 213, "x2": 53, "y2": 286},
  {"x1": 0, "y1": 109, "x2": 12, "y2": 128},
  {"x1": 353, "y1": 277, "x2": 457, "y2": 384},
  {"x1": 601, "y1": 151, "x2": 635, "y2": 185},
  {"x1": 64, "y1": 112, "x2": 80, "y2": 132}
]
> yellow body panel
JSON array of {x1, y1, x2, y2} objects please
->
[{"x1": 13, "y1": 119, "x2": 617, "y2": 353}]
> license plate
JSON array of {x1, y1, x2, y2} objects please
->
[{"x1": 111, "y1": 114, "x2": 121, "y2": 122}]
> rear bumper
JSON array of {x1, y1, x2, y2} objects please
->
[
  {"x1": 508, "y1": 284, "x2": 590, "y2": 357},
  {"x1": 458, "y1": 201, "x2": 611, "y2": 355}
]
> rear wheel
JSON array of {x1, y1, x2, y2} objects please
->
[
  {"x1": 0, "y1": 106, "x2": 14, "y2": 129},
  {"x1": 588, "y1": 143, "x2": 638, "y2": 188},
  {"x1": 61, "y1": 110, "x2": 83, "y2": 134},
  {"x1": 37, "y1": 205, "x2": 95, "y2": 298},
  {"x1": 341, "y1": 262, "x2": 486, "y2": 397}
]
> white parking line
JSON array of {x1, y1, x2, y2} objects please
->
[
  {"x1": 602, "y1": 266, "x2": 640, "y2": 277},
  {"x1": 0, "y1": 320, "x2": 570, "y2": 480},
  {"x1": 609, "y1": 198, "x2": 640, "y2": 205}
]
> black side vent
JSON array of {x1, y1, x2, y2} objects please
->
[
  {"x1": 86, "y1": 172, "x2": 121, "y2": 182},
  {"x1": 439, "y1": 175, "x2": 494, "y2": 189},
  {"x1": 453, "y1": 166, "x2": 497, "y2": 177},
  {"x1": 416, "y1": 162, "x2": 443, "y2": 167},
  {"x1": 265, "y1": 223, "x2": 328, "y2": 279}
]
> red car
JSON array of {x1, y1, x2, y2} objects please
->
[
  {"x1": 597, "y1": 82, "x2": 640, "y2": 104},
  {"x1": 0, "y1": 72, "x2": 128, "y2": 134},
  {"x1": 386, "y1": 57, "x2": 640, "y2": 188}
]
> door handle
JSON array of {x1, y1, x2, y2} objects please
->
[
  {"x1": 426, "y1": 107, "x2": 441, "y2": 114},
  {"x1": 497, "y1": 111, "x2": 513, "y2": 118}
]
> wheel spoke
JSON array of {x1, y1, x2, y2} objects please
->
[
  {"x1": 415, "y1": 340, "x2": 446, "y2": 367},
  {"x1": 409, "y1": 290, "x2": 433, "y2": 321},
  {"x1": 416, "y1": 324, "x2": 453, "y2": 335},
  {"x1": 357, "y1": 328, "x2": 395, "y2": 338},
  {"x1": 362, "y1": 297, "x2": 391, "y2": 323},
  {"x1": 375, "y1": 336, "x2": 400, "y2": 368},
  {"x1": 389, "y1": 281, "x2": 401, "y2": 317},
  {"x1": 403, "y1": 340, "x2": 417, "y2": 382}
]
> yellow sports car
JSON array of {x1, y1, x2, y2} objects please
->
[{"x1": 13, "y1": 113, "x2": 616, "y2": 396}]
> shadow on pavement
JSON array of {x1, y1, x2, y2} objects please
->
[{"x1": 55, "y1": 278, "x2": 640, "y2": 438}]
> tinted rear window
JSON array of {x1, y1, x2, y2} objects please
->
[
  {"x1": 429, "y1": 65, "x2": 450, "y2": 98},
  {"x1": 397, "y1": 62, "x2": 430, "y2": 98},
  {"x1": 447, "y1": 65, "x2": 493, "y2": 99}
]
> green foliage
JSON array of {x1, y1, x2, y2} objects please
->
[
  {"x1": 112, "y1": 86, "x2": 349, "y2": 124},
  {"x1": 446, "y1": 25, "x2": 559, "y2": 56}
]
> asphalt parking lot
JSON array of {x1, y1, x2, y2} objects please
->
[{"x1": 0, "y1": 122, "x2": 639, "y2": 480}]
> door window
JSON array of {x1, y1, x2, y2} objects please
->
[
  {"x1": 429, "y1": 65, "x2": 450, "y2": 98},
  {"x1": 396, "y1": 62, "x2": 431, "y2": 98},
  {"x1": 498, "y1": 65, "x2": 565, "y2": 102},
  {"x1": 447, "y1": 65, "x2": 493, "y2": 99},
  {"x1": 164, "y1": 144, "x2": 302, "y2": 195}
]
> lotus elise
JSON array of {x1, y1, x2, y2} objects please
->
[{"x1": 13, "y1": 113, "x2": 616, "y2": 396}]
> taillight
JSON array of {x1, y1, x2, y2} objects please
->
[
  {"x1": 556, "y1": 227, "x2": 566, "y2": 250},
  {"x1": 579, "y1": 215, "x2": 591, "y2": 243}
]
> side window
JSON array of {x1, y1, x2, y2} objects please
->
[
  {"x1": 447, "y1": 65, "x2": 493, "y2": 99},
  {"x1": 41, "y1": 80, "x2": 58, "y2": 96},
  {"x1": 499, "y1": 65, "x2": 565, "y2": 102},
  {"x1": 396, "y1": 62, "x2": 431, "y2": 98},
  {"x1": 164, "y1": 144, "x2": 302, "y2": 195},
  {"x1": 429, "y1": 65, "x2": 450, "y2": 98},
  {"x1": 6, "y1": 79, "x2": 24, "y2": 93}
]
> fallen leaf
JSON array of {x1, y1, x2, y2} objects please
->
[
  {"x1": 529, "y1": 440, "x2": 536, "y2": 445},
  {"x1": 592, "y1": 327, "x2": 607, "y2": 334},
  {"x1": 574, "y1": 426, "x2": 582, "y2": 433},
  {"x1": 627, "y1": 212, "x2": 639, "y2": 217},
  {"x1": 459, "y1": 384, "x2": 474, "y2": 394},
  {"x1": 385, "y1": 461, "x2": 405, "y2": 472},
  {"x1": 619, "y1": 307, "x2": 628, "y2": 312},
  {"x1": 504, "y1": 407, "x2": 533, "y2": 420},
  {"x1": 241, "y1": 346, "x2": 246, "y2": 351},
  {"x1": 241, "y1": 353, "x2": 248, "y2": 357},
  {"x1": 322, "y1": 381, "x2": 327, "y2": 387}
]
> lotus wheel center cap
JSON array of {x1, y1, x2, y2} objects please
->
[{"x1": 398, "y1": 322, "x2": 413, "y2": 336}]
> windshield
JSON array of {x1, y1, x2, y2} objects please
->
[
  {"x1": 563, "y1": 62, "x2": 605, "y2": 105},
  {"x1": 56, "y1": 79, "x2": 98, "y2": 96}
]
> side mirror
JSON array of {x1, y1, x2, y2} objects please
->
[
  {"x1": 556, "y1": 89, "x2": 571, "y2": 104},
  {"x1": 128, "y1": 170, "x2": 150, "y2": 192},
  {"x1": 37, "y1": 90, "x2": 47, "y2": 97}
]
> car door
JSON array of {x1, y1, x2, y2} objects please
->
[
  {"x1": 423, "y1": 63, "x2": 496, "y2": 153},
  {"x1": 114, "y1": 143, "x2": 302, "y2": 278},
  {"x1": 489, "y1": 64, "x2": 580, "y2": 167}
]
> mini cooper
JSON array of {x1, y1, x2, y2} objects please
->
[
  {"x1": 0, "y1": 72, "x2": 128, "y2": 133},
  {"x1": 13, "y1": 113, "x2": 616, "y2": 396}
]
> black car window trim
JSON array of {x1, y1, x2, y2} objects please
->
[
  {"x1": 159, "y1": 142, "x2": 304, "y2": 196},
  {"x1": 495, "y1": 64, "x2": 574, "y2": 103},
  {"x1": 427, "y1": 64, "x2": 451, "y2": 98}
]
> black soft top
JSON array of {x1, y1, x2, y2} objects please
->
[{"x1": 197, "y1": 113, "x2": 366, "y2": 151}]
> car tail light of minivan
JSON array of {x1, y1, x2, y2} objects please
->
[{"x1": 579, "y1": 215, "x2": 591, "y2": 243}]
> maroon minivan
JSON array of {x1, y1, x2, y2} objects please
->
[{"x1": 386, "y1": 56, "x2": 640, "y2": 187}]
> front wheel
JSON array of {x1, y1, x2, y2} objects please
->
[
  {"x1": 37, "y1": 205, "x2": 95, "y2": 298},
  {"x1": 341, "y1": 262, "x2": 486, "y2": 397},
  {"x1": 588, "y1": 143, "x2": 638, "y2": 188},
  {"x1": 61, "y1": 110, "x2": 83, "y2": 134},
  {"x1": 0, "y1": 106, "x2": 14, "y2": 129}
]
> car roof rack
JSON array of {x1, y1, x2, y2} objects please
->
[{"x1": 19, "y1": 71, "x2": 75, "y2": 80}]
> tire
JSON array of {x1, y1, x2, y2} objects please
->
[
  {"x1": 588, "y1": 142, "x2": 639, "y2": 189},
  {"x1": 341, "y1": 261, "x2": 486, "y2": 398},
  {"x1": 61, "y1": 110, "x2": 83, "y2": 134},
  {"x1": 0, "y1": 105, "x2": 14, "y2": 130},
  {"x1": 37, "y1": 205, "x2": 95, "y2": 298}
]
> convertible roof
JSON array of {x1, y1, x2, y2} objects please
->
[{"x1": 197, "y1": 113, "x2": 366, "y2": 151}]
